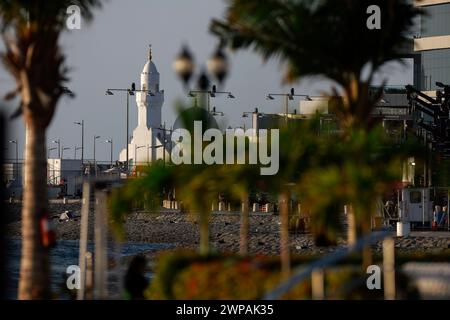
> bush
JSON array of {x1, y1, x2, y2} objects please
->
[
  {"x1": 146, "y1": 249, "x2": 447, "y2": 299},
  {"x1": 146, "y1": 251, "x2": 310, "y2": 300}
]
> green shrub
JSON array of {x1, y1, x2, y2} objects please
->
[{"x1": 146, "y1": 250, "x2": 447, "y2": 300}]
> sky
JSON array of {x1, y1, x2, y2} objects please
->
[{"x1": 0, "y1": 0, "x2": 413, "y2": 162}]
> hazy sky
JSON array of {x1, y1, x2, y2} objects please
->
[{"x1": 0, "y1": 0, "x2": 413, "y2": 162}]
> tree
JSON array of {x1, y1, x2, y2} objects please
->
[
  {"x1": 111, "y1": 105, "x2": 224, "y2": 256},
  {"x1": 211, "y1": 0, "x2": 420, "y2": 129},
  {"x1": 211, "y1": 0, "x2": 421, "y2": 248},
  {"x1": 0, "y1": 0, "x2": 102, "y2": 299},
  {"x1": 215, "y1": 163, "x2": 261, "y2": 255}
]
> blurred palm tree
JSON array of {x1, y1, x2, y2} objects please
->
[
  {"x1": 0, "y1": 0, "x2": 102, "y2": 299},
  {"x1": 211, "y1": 0, "x2": 420, "y2": 129},
  {"x1": 111, "y1": 162, "x2": 221, "y2": 256},
  {"x1": 215, "y1": 163, "x2": 260, "y2": 255},
  {"x1": 211, "y1": 0, "x2": 421, "y2": 248},
  {"x1": 111, "y1": 104, "x2": 225, "y2": 256}
]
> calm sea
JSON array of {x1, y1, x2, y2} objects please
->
[{"x1": 4, "y1": 239, "x2": 172, "y2": 299}]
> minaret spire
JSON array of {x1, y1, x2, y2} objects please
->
[{"x1": 148, "y1": 44, "x2": 152, "y2": 61}]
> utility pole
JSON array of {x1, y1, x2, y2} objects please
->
[
  {"x1": 74, "y1": 120, "x2": 85, "y2": 171},
  {"x1": 93, "y1": 135, "x2": 100, "y2": 177},
  {"x1": 266, "y1": 89, "x2": 310, "y2": 127},
  {"x1": 52, "y1": 139, "x2": 61, "y2": 158},
  {"x1": 106, "y1": 85, "x2": 153, "y2": 176},
  {"x1": 105, "y1": 139, "x2": 113, "y2": 167}
]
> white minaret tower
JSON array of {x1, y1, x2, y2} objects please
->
[
  {"x1": 137, "y1": 45, "x2": 164, "y2": 129},
  {"x1": 119, "y1": 46, "x2": 168, "y2": 167}
]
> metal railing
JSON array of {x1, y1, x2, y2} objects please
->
[{"x1": 263, "y1": 230, "x2": 394, "y2": 300}]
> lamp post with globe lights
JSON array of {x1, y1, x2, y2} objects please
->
[{"x1": 173, "y1": 45, "x2": 235, "y2": 118}]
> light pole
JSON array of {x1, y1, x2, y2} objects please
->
[
  {"x1": 93, "y1": 135, "x2": 100, "y2": 176},
  {"x1": 147, "y1": 144, "x2": 164, "y2": 164},
  {"x1": 106, "y1": 83, "x2": 155, "y2": 176},
  {"x1": 105, "y1": 139, "x2": 113, "y2": 167},
  {"x1": 155, "y1": 124, "x2": 173, "y2": 165},
  {"x1": 8, "y1": 140, "x2": 18, "y2": 181},
  {"x1": 135, "y1": 145, "x2": 145, "y2": 171},
  {"x1": 210, "y1": 106, "x2": 224, "y2": 117},
  {"x1": 52, "y1": 139, "x2": 61, "y2": 158},
  {"x1": 242, "y1": 107, "x2": 265, "y2": 131},
  {"x1": 48, "y1": 147, "x2": 57, "y2": 159},
  {"x1": 74, "y1": 146, "x2": 82, "y2": 159},
  {"x1": 61, "y1": 147, "x2": 71, "y2": 159},
  {"x1": 74, "y1": 120, "x2": 84, "y2": 166},
  {"x1": 173, "y1": 45, "x2": 234, "y2": 119},
  {"x1": 188, "y1": 87, "x2": 234, "y2": 115},
  {"x1": 266, "y1": 88, "x2": 311, "y2": 124},
  {"x1": 242, "y1": 107, "x2": 264, "y2": 118}
]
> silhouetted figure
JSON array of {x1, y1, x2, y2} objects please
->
[{"x1": 124, "y1": 255, "x2": 148, "y2": 300}]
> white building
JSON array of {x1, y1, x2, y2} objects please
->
[
  {"x1": 47, "y1": 159, "x2": 82, "y2": 196},
  {"x1": 119, "y1": 47, "x2": 170, "y2": 166}
]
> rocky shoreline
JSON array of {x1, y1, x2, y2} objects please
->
[{"x1": 5, "y1": 202, "x2": 450, "y2": 256}]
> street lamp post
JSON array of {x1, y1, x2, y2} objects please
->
[
  {"x1": 52, "y1": 139, "x2": 61, "y2": 158},
  {"x1": 135, "y1": 145, "x2": 145, "y2": 172},
  {"x1": 155, "y1": 124, "x2": 173, "y2": 165},
  {"x1": 8, "y1": 140, "x2": 18, "y2": 181},
  {"x1": 105, "y1": 139, "x2": 113, "y2": 167},
  {"x1": 74, "y1": 120, "x2": 84, "y2": 166},
  {"x1": 266, "y1": 88, "x2": 311, "y2": 125},
  {"x1": 210, "y1": 106, "x2": 224, "y2": 116},
  {"x1": 188, "y1": 87, "x2": 235, "y2": 115},
  {"x1": 147, "y1": 144, "x2": 164, "y2": 164},
  {"x1": 48, "y1": 147, "x2": 57, "y2": 159},
  {"x1": 106, "y1": 83, "x2": 155, "y2": 176},
  {"x1": 242, "y1": 108, "x2": 265, "y2": 134},
  {"x1": 173, "y1": 45, "x2": 234, "y2": 119},
  {"x1": 74, "y1": 146, "x2": 82, "y2": 159},
  {"x1": 61, "y1": 147, "x2": 71, "y2": 159},
  {"x1": 93, "y1": 135, "x2": 100, "y2": 176}
]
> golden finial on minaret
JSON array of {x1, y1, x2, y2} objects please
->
[{"x1": 148, "y1": 44, "x2": 152, "y2": 61}]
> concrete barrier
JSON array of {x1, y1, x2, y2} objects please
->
[{"x1": 397, "y1": 222, "x2": 410, "y2": 237}]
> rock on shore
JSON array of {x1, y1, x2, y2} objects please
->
[{"x1": 5, "y1": 203, "x2": 450, "y2": 256}]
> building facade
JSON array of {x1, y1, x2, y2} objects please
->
[{"x1": 414, "y1": 0, "x2": 450, "y2": 90}]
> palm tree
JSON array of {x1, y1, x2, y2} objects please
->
[
  {"x1": 211, "y1": 0, "x2": 420, "y2": 248},
  {"x1": 0, "y1": 0, "x2": 102, "y2": 299},
  {"x1": 215, "y1": 163, "x2": 260, "y2": 255},
  {"x1": 211, "y1": 0, "x2": 419, "y2": 129},
  {"x1": 176, "y1": 164, "x2": 220, "y2": 255},
  {"x1": 111, "y1": 105, "x2": 224, "y2": 256},
  {"x1": 268, "y1": 121, "x2": 322, "y2": 278}
]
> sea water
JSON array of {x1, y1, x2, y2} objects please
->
[{"x1": 4, "y1": 239, "x2": 172, "y2": 299}]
